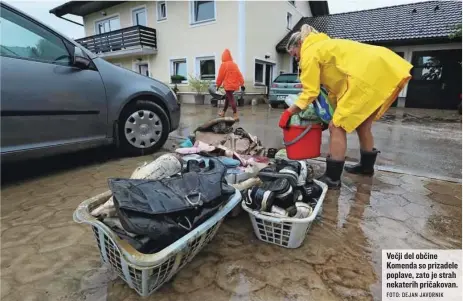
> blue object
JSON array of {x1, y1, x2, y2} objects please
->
[
  {"x1": 180, "y1": 138, "x2": 193, "y2": 148},
  {"x1": 218, "y1": 156, "x2": 240, "y2": 168},
  {"x1": 313, "y1": 86, "x2": 334, "y2": 124}
]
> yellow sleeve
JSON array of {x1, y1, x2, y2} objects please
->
[{"x1": 294, "y1": 54, "x2": 321, "y2": 110}]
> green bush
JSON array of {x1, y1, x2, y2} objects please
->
[{"x1": 188, "y1": 74, "x2": 211, "y2": 95}]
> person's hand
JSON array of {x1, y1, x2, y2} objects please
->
[{"x1": 279, "y1": 109, "x2": 292, "y2": 128}]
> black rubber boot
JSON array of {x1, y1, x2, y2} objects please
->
[
  {"x1": 318, "y1": 157, "x2": 345, "y2": 190},
  {"x1": 344, "y1": 148, "x2": 380, "y2": 176}
]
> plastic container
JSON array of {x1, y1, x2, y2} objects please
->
[
  {"x1": 73, "y1": 189, "x2": 242, "y2": 297},
  {"x1": 241, "y1": 180, "x2": 328, "y2": 249},
  {"x1": 283, "y1": 123, "x2": 322, "y2": 160}
]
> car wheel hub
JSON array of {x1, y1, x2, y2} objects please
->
[{"x1": 124, "y1": 110, "x2": 162, "y2": 149}]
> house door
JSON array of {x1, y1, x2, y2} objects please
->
[
  {"x1": 137, "y1": 64, "x2": 149, "y2": 77},
  {"x1": 406, "y1": 49, "x2": 462, "y2": 109},
  {"x1": 265, "y1": 64, "x2": 273, "y2": 95}
]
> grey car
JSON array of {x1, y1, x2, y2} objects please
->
[
  {"x1": 268, "y1": 73, "x2": 302, "y2": 108},
  {"x1": 0, "y1": 2, "x2": 180, "y2": 163}
]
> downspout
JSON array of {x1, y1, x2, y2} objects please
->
[{"x1": 237, "y1": 0, "x2": 246, "y2": 78}]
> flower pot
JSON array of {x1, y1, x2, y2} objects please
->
[{"x1": 194, "y1": 94, "x2": 205, "y2": 105}]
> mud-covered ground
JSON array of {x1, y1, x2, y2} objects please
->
[{"x1": 1, "y1": 105, "x2": 461, "y2": 301}]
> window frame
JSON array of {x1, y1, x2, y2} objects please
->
[
  {"x1": 288, "y1": 1, "x2": 296, "y2": 6},
  {"x1": 157, "y1": 1, "x2": 168, "y2": 22},
  {"x1": 286, "y1": 12, "x2": 293, "y2": 30},
  {"x1": 0, "y1": 4, "x2": 73, "y2": 66},
  {"x1": 131, "y1": 5, "x2": 148, "y2": 27},
  {"x1": 190, "y1": 1, "x2": 216, "y2": 26},
  {"x1": 195, "y1": 55, "x2": 217, "y2": 80},
  {"x1": 170, "y1": 57, "x2": 188, "y2": 84},
  {"x1": 94, "y1": 14, "x2": 121, "y2": 35},
  {"x1": 254, "y1": 61, "x2": 265, "y2": 85}
]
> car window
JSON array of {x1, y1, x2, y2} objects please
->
[
  {"x1": 0, "y1": 7, "x2": 71, "y2": 65},
  {"x1": 274, "y1": 74, "x2": 300, "y2": 83}
]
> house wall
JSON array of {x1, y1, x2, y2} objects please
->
[
  {"x1": 84, "y1": 1, "x2": 239, "y2": 92},
  {"x1": 388, "y1": 42, "x2": 462, "y2": 107},
  {"x1": 244, "y1": 1, "x2": 312, "y2": 93}
]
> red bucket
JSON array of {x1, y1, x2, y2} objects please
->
[{"x1": 283, "y1": 124, "x2": 322, "y2": 160}]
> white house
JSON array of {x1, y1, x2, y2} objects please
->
[{"x1": 50, "y1": 1, "x2": 329, "y2": 103}]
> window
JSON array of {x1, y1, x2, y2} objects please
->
[
  {"x1": 191, "y1": 1, "x2": 216, "y2": 24},
  {"x1": 132, "y1": 7, "x2": 147, "y2": 26},
  {"x1": 196, "y1": 56, "x2": 215, "y2": 80},
  {"x1": 274, "y1": 73, "x2": 300, "y2": 83},
  {"x1": 171, "y1": 59, "x2": 187, "y2": 82},
  {"x1": 412, "y1": 52, "x2": 443, "y2": 81},
  {"x1": 157, "y1": 1, "x2": 167, "y2": 21},
  {"x1": 0, "y1": 7, "x2": 71, "y2": 65},
  {"x1": 95, "y1": 16, "x2": 120, "y2": 34},
  {"x1": 137, "y1": 63, "x2": 149, "y2": 77},
  {"x1": 287, "y1": 12, "x2": 292, "y2": 29},
  {"x1": 255, "y1": 62, "x2": 264, "y2": 84}
]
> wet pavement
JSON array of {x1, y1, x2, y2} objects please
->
[
  {"x1": 1, "y1": 104, "x2": 462, "y2": 301},
  {"x1": 173, "y1": 104, "x2": 462, "y2": 180}
]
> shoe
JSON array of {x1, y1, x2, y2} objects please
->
[
  {"x1": 233, "y1": 112, "x2": 240, "y2": 121},
  {"x1": 298, "y1": 181, "x2": 323, "y2": 200},
  {"x1": 258, "y1": 160, "x2": 306, "y2": 187},
  {"x1": 278, "y1": 160, "x2": 307, "y2": 186},
  {"x1": 287, "y1": 202, "x2": 312, "y2": 218},
  {"x1": 264, "y1": 178, "x2": 293, "y2": 209},
  {"x1": 218, "y1": 110, "x2": 225, "y2": 117},
  {"x1": 318, "y1": 157, "x2": 345, "y2": 190},
  {"x1": 245, "y1": 186, "x2": 275, "y2": 212},
  {"x1": 344, "y1": 148, "x2": 380, "y2": 176}
]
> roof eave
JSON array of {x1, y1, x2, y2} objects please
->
[{"x1": 49, "y1": 1, "x2": 126, "y2": 17}]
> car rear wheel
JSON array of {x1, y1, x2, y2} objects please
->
[
  {"x1": 118, "y1": 100, "x2": 170, "y2": 156},
  {"x1": 270, "y1": 103, "x2": 279, "y2": 108}
]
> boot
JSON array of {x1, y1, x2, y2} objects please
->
[
  {"x1": 344, "y1": 148, "x2": 380, "y2": 176},
  {"x1": 233, "y1": 112, "x2": 240, "y2": 121},
  {"x1": 218, "y1": 110, "x2": 225, "y2": 117},
  {"x1": 318, "y1": 157, "x2": 345, "y2": 190}
]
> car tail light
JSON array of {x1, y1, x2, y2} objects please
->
[
  {"x1": 294, "y1": 84, "x2": 302, "y2": 88},
  {"x1": 272, "y1": 84, "x2": 277, "y2": 88}
]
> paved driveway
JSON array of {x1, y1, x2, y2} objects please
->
[{"x1": 1, "y1": 105, "x2": 461, "y2": 301}]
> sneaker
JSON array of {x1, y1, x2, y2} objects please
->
[
  {"x1": 299, "y1": 181, "x2": 323, "y2": 200},
  {"x1": 245, "y1": 186, "x2": 275, "y2": 212},
  {"x1": 263, "y1": 178, "x2": 293, "y2": 209}
]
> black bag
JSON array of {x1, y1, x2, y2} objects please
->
[{"x1": 108, "y1": 159, "x2": 231, "y2": 252}]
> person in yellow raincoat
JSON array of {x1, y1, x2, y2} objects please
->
[{"x1": 279, "y1": 24, "x2": 412, "y2": 189}]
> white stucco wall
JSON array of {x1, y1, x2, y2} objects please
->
[
  {"x1": 244, "y1": 1, "x2": 312, "y2": 93},
  {"x1": 83, "y1": 1, "x2": 239, "y2": 90},
  {"x1": 81, "y1": 1, "x2": 313, "y2": 94}
]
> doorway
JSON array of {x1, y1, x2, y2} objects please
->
[
  {"x1": 406, "y1": 49, "x2": 462, "y2": 109},
  {"x1": 137, "y1": 63, "x2": 149, "y2": 77},
  {"x1": 264, "y1": 64, "x2": 273, "y2": 96}
]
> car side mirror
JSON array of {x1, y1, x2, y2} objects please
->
[{"x1": 73, "y1": 46, "x2": 91, "y2": 69}]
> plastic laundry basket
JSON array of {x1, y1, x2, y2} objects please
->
[
  {"x1": 73, "y1": 189, "x2": 242, "y2": 297},
  {"x1": 242, "y1": 179, "x2": 328, "y2": 249}
]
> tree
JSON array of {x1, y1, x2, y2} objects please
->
[{"x1": 449, "y1": 24, "x2": 462, "y2": 39}]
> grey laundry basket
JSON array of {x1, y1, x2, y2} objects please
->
[{"x1": 73, "y1": 189, "x2": 242, "y2": 297}]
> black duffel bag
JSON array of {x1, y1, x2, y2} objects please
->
[{"x1": 108, "y1": 158, "x2": 231, "y2": 252}]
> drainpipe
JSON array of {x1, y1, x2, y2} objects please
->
[{"x1": 237, "y1": 0, "x2": 246, "y2": 79}]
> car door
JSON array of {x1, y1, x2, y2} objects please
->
[{"x1": 0, "y1": 4, "x2": 108, "y2": 156}]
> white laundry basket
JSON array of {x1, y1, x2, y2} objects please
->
[
  {"x1": 73, "y1": 189, "x2": 242, "y2": 297},
  {"x1": 242, "y1": 179, "x2": 328, "y2": 249}
]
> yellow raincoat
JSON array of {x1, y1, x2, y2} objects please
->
[{"x1": 295, "y1": 33, "x2": 413, "y2": 133}]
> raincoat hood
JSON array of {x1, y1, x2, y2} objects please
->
[
  {"x1": 302, "y1": 33, "x2": 331, "y2": 49},
  {"x1": 221, "y1": 49, "x2": 233, "y2": 62}
]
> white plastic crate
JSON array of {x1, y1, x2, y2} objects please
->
[
  {"x1": 73, "y1": 189, "x2": 242, "y2": 297},
  {"x1": 241, "y1": 179, "x2": 328, "y2": 249}
]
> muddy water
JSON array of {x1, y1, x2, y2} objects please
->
[{"x1": 1, "y1": 150, "x2": 461, "y2": 301}]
